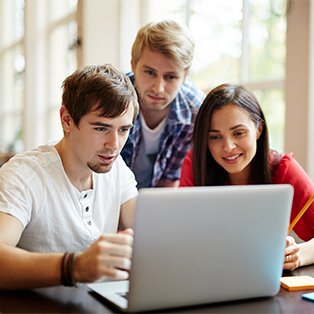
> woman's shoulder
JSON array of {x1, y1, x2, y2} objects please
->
[
  {"x1": 186, "y1": 149, "x2": 193, "y2": 159},
  {"x1": 269, "y1": 150, "x2": 294, "y2": 166},
  {"x1": 270, "y1": 150, "x2": 305, "y2": 183},
  {"x1": 179, "y1": 150, "x2": 194, "y2": 187}
]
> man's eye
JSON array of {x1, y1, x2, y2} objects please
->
[
  {"x1": 164, "y1": 74, "x2": 177, "y2": 81},
  {"x1": 144, "y1": 70, "x2": 155, "y2": 76},
  {"x1": 95, "y1": 127, "x2": 106, "y2": 132},
  {"x1": 120, "y1": 128, "x2": 130, "y2": 134}
]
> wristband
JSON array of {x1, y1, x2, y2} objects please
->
[{"x1": 61, "y1": 252, "x2": 80, "y2": 287}]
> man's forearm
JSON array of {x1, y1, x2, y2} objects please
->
[{"x1": 0, "y1": 244, "x2": 62, "y2": 289}]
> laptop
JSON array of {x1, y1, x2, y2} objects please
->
[{"x1": 88, "y1": 184, "x2": 293, "y2": 312}]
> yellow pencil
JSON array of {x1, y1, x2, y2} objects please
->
[{"x1": 288, "y1": 194, "x2": 314, "y2": 233}]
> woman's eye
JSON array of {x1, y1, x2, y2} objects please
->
[
  {"x1": 234, "y1": 130, "x2": 246, "y2": 137},
  {"x1": 208, "y1": 134, "x2": 221, "y2": 140}
]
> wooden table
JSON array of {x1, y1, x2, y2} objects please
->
[{"x1": 1, "y1": 266, "x2": 314, "y2": 313}]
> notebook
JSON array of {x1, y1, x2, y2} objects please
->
[
  {"x1": 88, "y1": 184, "x2": 293, "y2": 312},
  {"x1": 280, "y1": 276, "x2": 314, "y2": 291}
]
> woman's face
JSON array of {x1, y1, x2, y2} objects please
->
[{"x1": 207, "y1": 103, "x2": 262, "y2": 185}]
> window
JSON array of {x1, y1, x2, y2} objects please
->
[
  {"x1": 0, "y1": 0, "x2": 25, "y2": 152},
  {"x1": 0, "y1": 0, "x2": 78, "y2": 152},
  {"x1": 0, "y1": 0, "x2": 288, "y2": 154},
  {"x1": 145, "y1": 0, "x2": 287, "y2": 152},
  {"x1": 47, "y1": 0, "x2": 78, "y2": 143}
]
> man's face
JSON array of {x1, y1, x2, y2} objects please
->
[
  {"x1": 69, "y1": 103, "x2": 134, "y2": 174},
  {"x1": 131, "y1": 47, "x2": 186, "y2": 113}
]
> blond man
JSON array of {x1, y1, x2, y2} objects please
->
[{"x1": 121, "y1": 20, "x2": 205, "y2": 188}]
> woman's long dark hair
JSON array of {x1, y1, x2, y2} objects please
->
[{"x1": 192, "y1": 83, "x2": 271, "y2": 186}]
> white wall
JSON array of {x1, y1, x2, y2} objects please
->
[{"x1": 78, "y1": 0, "x2": 144, "y2": 72}]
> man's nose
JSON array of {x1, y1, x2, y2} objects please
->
[
  {"x1": 152, "y1": 76, "x2": 165, "y2": 93},
  {"x1": 106, "y1": 131, "x2": 119, "y2": 150}
]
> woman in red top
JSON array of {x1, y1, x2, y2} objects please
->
[{"x1": 180, "y1": 83, "x2": 314, "y2": 271}]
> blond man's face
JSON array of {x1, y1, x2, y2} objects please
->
[{"x1": 131, "y1": 47, "x2": 186, "y2": 113}]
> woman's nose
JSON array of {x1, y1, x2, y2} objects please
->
[{"x1": 223, "y1": 138, "x2": 236, "y2": 152}]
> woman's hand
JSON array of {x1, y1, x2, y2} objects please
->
[{"x1": 283, "y1": 236, "x2": 300, "y2": 271}]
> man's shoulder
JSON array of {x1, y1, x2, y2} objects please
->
[
  {"x1": 0, "y1": 146, "x2": 62, "y2": 194},
  {"x1": 0, "y1": 145, "x2": 59, "y2": 174},
  {"x1": 168, "y1": 81, "x2": 204, "y2": 118},
  {"x1": 178, "y1": 81, "x2": 205, "y2": 106},
  {"x1": 126, "y1": 72, "x2": 135, "y2": 84},
  {"x1": 180, "y1": 80, "x2": 204, "y2": 94}
]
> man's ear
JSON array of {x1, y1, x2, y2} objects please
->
[
  {"x1": 60, "y1": 105, "x2": 72, "y2": 132},
  {"x1": 183, "y1": 69, "x2": 189, "y2": 82},
  {"x1": 131, "y1": 58, "x2": 136, "y2": 73},
  {"x1": 256, "y1": 122, "x2": 264, "y2": 140}
]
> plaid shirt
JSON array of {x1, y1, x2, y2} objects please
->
[{"x1": 121, "y1": 73, "x2": 205, "y2": 187}]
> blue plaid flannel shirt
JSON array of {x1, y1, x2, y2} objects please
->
[{"x1": 121, "y1": 73, "x2": 205, "y2": 187}]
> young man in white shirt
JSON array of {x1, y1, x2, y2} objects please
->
[{"x1": 0, "y1": 64, "x2": 139, "y2": 289}]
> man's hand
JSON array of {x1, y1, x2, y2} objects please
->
[{"x1": 72, "y1": 228, "x2": 134, "y2": 283}]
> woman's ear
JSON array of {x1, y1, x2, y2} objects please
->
[{"x1": 256, "y1": 122, "x2": 263, "y2": 140}]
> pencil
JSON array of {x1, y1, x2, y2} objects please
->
[{"x1": 288, "y1": 194, "x2": 314, "y2": 233}]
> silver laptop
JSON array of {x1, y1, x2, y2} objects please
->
[{"x1": 88, "y1": 184, "x2": 293, "y2": 312}]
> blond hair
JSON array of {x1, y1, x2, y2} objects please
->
[{"x1": 131, "y1": 20, "x2": 195, "y2": 71}]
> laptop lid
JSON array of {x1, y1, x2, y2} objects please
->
[{"x1": 88, "y1": 184, "x2": 293, "y2": 312}]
